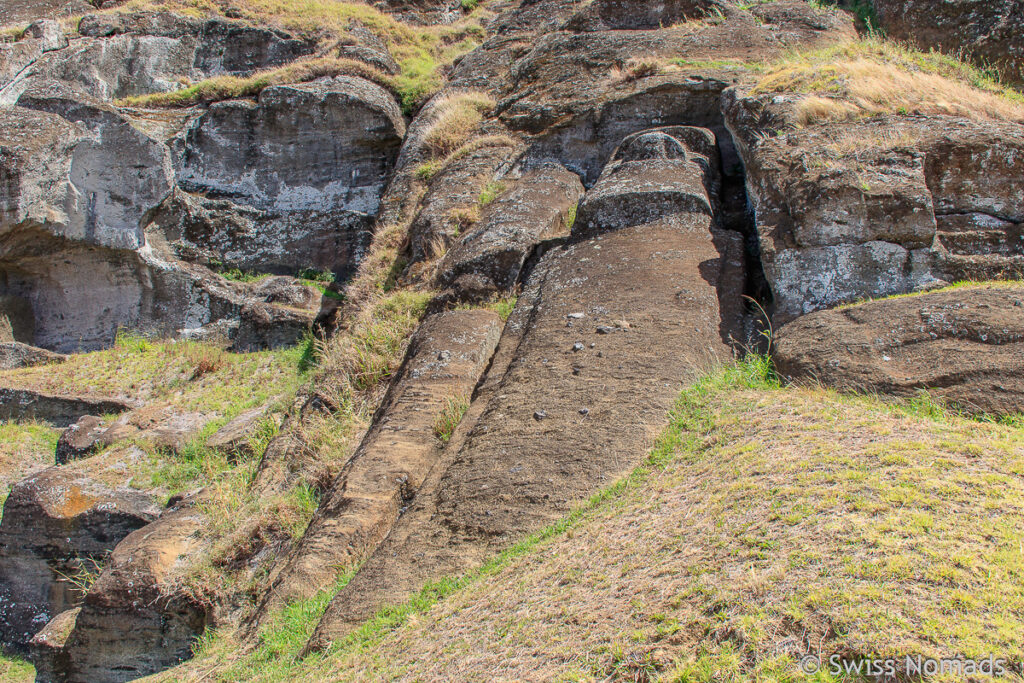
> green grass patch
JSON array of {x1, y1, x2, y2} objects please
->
[
  {"x1": 433, "y1": 394, "x2": 470, "y2": 444},
  {"x1": 0, "y1": 653, "x2": 34, "y2": 682}
]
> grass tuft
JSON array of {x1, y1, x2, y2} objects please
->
[{"x1": 433, "y1": 394, "x2": 469, "y2": 444}]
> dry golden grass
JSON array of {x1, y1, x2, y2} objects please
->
[
  {"x1": 608, "y1": 57, "x2": 667, "y2": 84},
  {"x1": 754, "y1": 39, "x2": 1024, "y2": 125},
  {"x1": 122, "y1": 57, "x2": 395, "y2": 107},
  {"x1": 420, "y1": 90, "x2": 496, "y2": 158}
]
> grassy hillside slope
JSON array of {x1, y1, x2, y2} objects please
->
[{"x1": 160, "y1": 359, "x2": 1024, "y2": 682}]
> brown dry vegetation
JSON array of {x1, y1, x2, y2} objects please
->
[{"x1": 160, "y1": 359, "x2": 1024, "y2": 682}]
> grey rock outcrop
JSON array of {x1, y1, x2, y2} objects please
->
[
  {"x1": 2, "y1": 12, "x2": 315, "y2": 103},
  {"x1": 723, "y1": 90, "x2": 1024, "y2": 322},
  {"x1": 176, "y1": 76, "x2": 405, "y2": 214}
]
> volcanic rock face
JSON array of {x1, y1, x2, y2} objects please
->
[
  {"x1": 724, "y1": 92, "x2": 1024, "y2": 321},
  {"x1": 774, "y1": 285, "x2": 1024, "y2": 416},
  {"x1": 0, "y1": 26, "x2": 406, "y2": 351},
  {"x1": 872, "y1": 0, "x2": 1024, "y2": 87},
  {"x1": 176, "y1": 76, "x2": 405, "y2": 214},
  {"x1": 2, "y1": 0, "x2": 1024, "y2": 679}
]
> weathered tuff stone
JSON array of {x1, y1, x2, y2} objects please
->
[
  {"x1": 150, "y1": 191, "x2": 375, "y2": 279},
  {"x1": 0, "y1": 103, "x2": 328, "y2": 350},
  {"x1": 258, "y1": 309, "x2": 503, "y2": 615},
  {"x1": 723, "y1": 90, "x2": 1024, "y2": 321},
  {"x1": 872, "y1": 0, "x2": 1024, "y2": 87},
  {"x1": 0, "y1": 389, "x2": 131, "y2": 428},
  {"x1": 565, "y1": 0, "x2": 726, "y2": 31},
  {"x1": 206, "y1": 402, "x2": 283, "y2": 461},
  {"x1": 575, "y1": 127, "x2": 718, "y2": 233},
  {"x1": 8, "y1": 12, "x2": 316, "y2": 102},
  {"x1": 434, "y1": 163, "x2": 584, "y2": 299},
  {"x1": 55, "y1": 416, "x2": 108, "y2": 465},
  {"x1": 0, "y1": 341, "x2": 66, "y2": 370},
  {"x1": 0, "y1": 104, "x2": 172, "y2": 252},
  {"x1": 29, "y1": 607, "x2": 79, "y2": 683},
  {"x1": 306, "y1": 127, "x2": 746, "y2": 649},
  {"x1": 47, "y1": 507, "x2": 208, "y2": 682},
  {"x1": 774, "y1": 285, "x2": 1024, "y2": 416},
  {"x1": 0, "y1": 468, "x2": 159, "y2": 652},
  {"x1": 0, "y1": 0, "x2": 90, "y2": 26},
  {"x1": 176, "y1": 76, "x2": 405, "y2": 214},
  {"x1": 404, "y1": 142, "x2": 517, "y2": 273}
]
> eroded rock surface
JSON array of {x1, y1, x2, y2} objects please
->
[
  {"x1": 0, "y1": 389, "x2": 131, "y2": 428},
  {"x1": 176, "y1": 76, "x2": 405, "y2": 214},
  {"x1": 259, "y1": 309, "x2": 502, "y2": 615},
  {"x1": 434, "y1": 163, "x2": 584, "y2": 300},
  {"x1": 307, "y1": 126, "x2": 746, "y2": 649},
  {"x1": 724, "y1": 91, "x2": 1024, "y2": 321},
  {"x1": 43, "y1": 507, "x2": 208, "y2": 682},
  {"x1": 775, "y1": 285, "x2": 1024, "y2": 416},
  {"x1": 0, "y1": 342, "x2": 66, "y2": 370},
  {"x1": 0, "y1": 467, "x2": 159, "y2": 653}
]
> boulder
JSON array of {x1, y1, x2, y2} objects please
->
[
  {"x1": 0, "y1": 468, "x2": 159, "y2": 652},
  {"x1": 774, "y1": 285, "x2": 1024, "y2": 416},
  {"x1": 0, "y1": 342, "x2": 67, "y2": 370},
  {"x1": 0, "y1": 104, "x2": 326, "y2": 351},
  {"x1": 46, "y1": 507, "x2": 209, "y2": 682},
  {"x1": 25, "y1": 20, "x2": 67, "y2": 52},
  {"x1": 29, "y1": 607, "x2": 78, "y2": 683},
  {"x1": 175, "y1": 76, "x2": 405, "y2": 215},
  {"x1": 55, "y1": 416, "x2": 109, "y2": 465},
  {"x1": 434, "y1": 163, "x2": 584, "y2": 299},
  {"x1": 206, "y1": 402, "x2": 283, "y2": 461}
]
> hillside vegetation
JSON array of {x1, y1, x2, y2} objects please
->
[{"x1": 155, "y1": 359, "x2": 1024, "y2": 682}]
